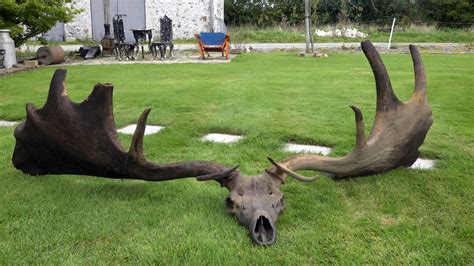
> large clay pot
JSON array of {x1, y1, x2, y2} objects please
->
[{"x1": 0, "y1": 29, "x2": 17, "y2": 69}]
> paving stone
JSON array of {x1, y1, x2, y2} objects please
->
[
  {"x1": 410, "y1": 158, "x2": 436, "y2": 170},
  {"x1": 284, "y1": 143, "x2": 332, "y2": 155},
  {"x1": 117, "y1": 124, "x2": 164, "y2": 135},
  {"x1": 0, "y1": 120, "x2": 20, "y2": 127},
  {"x1": 201, "y1": 133, "x2": 243, "y2": 144}
]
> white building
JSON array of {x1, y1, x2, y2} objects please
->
[{"x1": 43, "y1": 0, "x2": 225, "y2": 42}]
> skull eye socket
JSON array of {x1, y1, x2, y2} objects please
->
[
  {"x1": 226, "y1": 197, "x2": 243, "y2": 211},
  {"x1": 225, "y1": 197, "x2": 234, "y2": 210}
]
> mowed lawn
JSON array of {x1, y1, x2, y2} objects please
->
[{"x1": 0, "y1": 51, "x2": 472, "y2": 264}]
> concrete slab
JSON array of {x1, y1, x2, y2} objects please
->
[
  {"x1": 284, "y1": 143, "x2": 332, "y2": 155},
  {"x1": 0, "y1": 120, "x2": 20, "y2": 127},
  {"x1": 201, "y1": 133, "x2": 243, "y2": 144},
  {"x1": 410, "y1": 158, "x2": 436, "y2": 170},
  {"x1": 117, "y1": 124, "x2": 164, "y2": 135}
]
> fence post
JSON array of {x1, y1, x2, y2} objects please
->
[
  {"x1": 305, "y1": 0, "x2": 312, "y2": 53},
  {"x1": 388, "y1": 17, "x2": 396, "y2": 49}
]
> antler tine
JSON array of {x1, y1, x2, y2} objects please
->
[
  {"x1": 350, "y1": 105, "x2": 367, "y2": 150},
  {"x1": 84, "y1": 83, "x2": 115, "y2": 117},
  {"x1": 409, "y1": 45, "x2": 427, "y2": 100},
  {"x1": 267, "y1": 157, "x2": 319, "y2": 182},
  {"x1": 361, "y1": 40, "x2": 401, "y2": 112},
  {"x1": 128, "y1": 108, "x2": 152, "y2": 164},
  {"x1": 44, "y1": 69, "x2": 70, "y2": 110},
  {"x1": 25, "y1": 103, "x2": 39, "y2": 122}
]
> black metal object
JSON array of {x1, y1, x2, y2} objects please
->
[
  {"x1": 113, "y1": 15, "x2": 126, "y2": 43},
  {"x1": 150, "y1": 43, "x2": 174, "y2": 59},
  {"x1": 150, "y1": 15, "x2": 174, "y2": 60},
  {"x1": 101, "y1": 24, "x2": 115, "y2": 55},
  {"x1": 78, "y1": 46, "x2": 101, "y2": 59},
  {"x1": 112, "y1": 14, "x2": 135, "y2": 61},
  {"x1": 115, "y1": 43, "x2": 138, "y2": 61},
  {"x1": 160, "y1": 15, "x2": 173, "y2": 43},
  {"x1": 131, "y1": 29, "x2": 152, "y2": 59},
  {"x1": 0, "y1": 49, "x2": 5, "y2": 69}
]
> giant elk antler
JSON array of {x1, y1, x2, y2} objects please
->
[
  {"x1": 12, "y1": 69, "x2": 237, "y2": 181},
  {"x1": 268, "y1": 40, "x2": 433, "y2": 180}
]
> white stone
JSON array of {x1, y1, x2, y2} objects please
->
[
  {"x1": 315, "y1": 27, "x2": 368, "y2": 38},
  {"x1": 410, "y1": 158, "x2": 436, "y2": 170},
  {"x1": 201, "y1": 133, "x2": 243, "y2": 144},
  {"x1": 117, "y1": 124, "x2": 164, "y2": 135},
  {"x1": 0, "y1": 120, "x2": 20, "y2": 127},
  {"x1": 284, "y1": 143, "x2": 332, "y2": 155}
]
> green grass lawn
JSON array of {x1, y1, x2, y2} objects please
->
[{"x1": 0, "y1": 51, "x2": 473, "y2": 264}]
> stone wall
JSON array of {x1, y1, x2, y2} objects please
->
[
  {"x1": 214, "y1": 0, "x2": 226, "y2": 32},
  {"x1": 145, "y1": 0, "x2": 224, "y2": 40},
  {"x1": 64, "y1": 0, "x2": 92, "y2": 41},
  {"x1": 62, "y1": 0, "x2": 224, "y2": 41}
]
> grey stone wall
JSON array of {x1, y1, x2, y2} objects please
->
[
  {"x1": 65, "y1": 0, "x2": 92, "y2": 41},
  {"x1": 145, "y1": 0, "x2": 224, "y2": 40}
]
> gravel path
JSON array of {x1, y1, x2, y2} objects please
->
[
  {"x1": 9, "y1": 42, "x2": 471, "y2": 69},
  {"x1": 19, "y1": 42, "x2": 469, "y2": 52}
]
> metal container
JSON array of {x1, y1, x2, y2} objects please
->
[
  {"x1": 0, "y1": 29, "x2": 17, "y2": 69},
  {"x1": 36, "y1": 45, "x2": 65, "y2": 65}
]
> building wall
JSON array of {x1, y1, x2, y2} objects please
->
[
  {"x1": 62, "y1": 0, "x2": 224, "y2": 41},
  {"x1": 64, "y1": 0, "x2": 92, "y2": 41},
  {"x1": 145, "y1": 0, "x2": 225, "y2": 40}
]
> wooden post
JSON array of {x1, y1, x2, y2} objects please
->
[
  {"x1": 305, "y1": 0, "x2": 312, "y2": 53},
  {"x1": 388, "y1": 17, "x2": 396, "y2": 49},
  {"x1": 103, "y1": 0, "x2": 110, "y2": 26}
]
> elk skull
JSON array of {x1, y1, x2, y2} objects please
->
[{"x1": 200, "y1": 172, "x2": 285, "y2": 245}]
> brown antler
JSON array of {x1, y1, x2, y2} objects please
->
[
  {"x1": 12, "y1": 69, "x2": 237, "y2": 182},
  {"x1": 268, "y1": 40, "x2": 433, "y2": 180}
]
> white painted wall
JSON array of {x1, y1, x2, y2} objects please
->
[
  {"x1": 145, "y1": 0, "x2": 225, "y2": 39},
  {"x1": 62, "y1": 0, "x2": 224, "y2": 41},
  {"x1": 64, "y1": 0, "x2": 92, "y2": 41}
]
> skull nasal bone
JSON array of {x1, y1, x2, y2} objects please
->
[{"x1": 251, "y1": 215, "x2": 276, "y2": 245}]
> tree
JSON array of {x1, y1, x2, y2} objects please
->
[
  {"x1": 0, "y1": 0, "x2": 81, "y2": 47},
  {"x1": 418, "y1": 0, "x2": 474, "y2": 27}
]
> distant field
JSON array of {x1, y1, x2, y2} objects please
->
[
  {"x1": 0, "y1": 51, "x2": 473, "y2": 264},
  {"x1": 228, "y1": 25, "x2": 474, "y2": 43}
]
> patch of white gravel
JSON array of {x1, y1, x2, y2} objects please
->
[
  {"x1": 410, "y1": 158, "x2": 436, "y2": 170},
  {"x1": 284, "y1": 143, "x2": 332, "y2": 155},
  {"x1": 0, "y1": 120, "x2": 20, "y2": 127},
  {"x1": 117, "y1": 124, "x2": 164, "y2": 135},
  {"x1": 201, "y1": 133, "x2": 243, "y2": 144}
]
